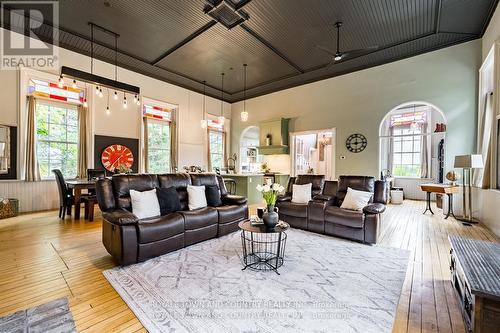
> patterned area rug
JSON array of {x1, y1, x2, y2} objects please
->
[
  {"x1": 104, "y1": 229, "x2": 410, "y2": 333},
  {"x1": 0, "y1": 298, "x2": 76, "y2": 333}
]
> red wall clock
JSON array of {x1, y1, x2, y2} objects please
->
[{"x1": 101, "y1": 144, "x2": 134, "y2": 172}]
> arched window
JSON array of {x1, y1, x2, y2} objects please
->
[{"x1": 380, "y1": 102, "x2": 446, "y2": 179}]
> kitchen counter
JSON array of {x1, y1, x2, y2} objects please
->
[
  {"x1": 220, "y1": 173, "x2": 290, "y2": 205},
  {"x1": 222, "y1": 173, "x2": 290, "y2": 177}
]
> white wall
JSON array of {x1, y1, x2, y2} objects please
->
[
  {"x1": 477, "y1": 6, "x2": 500, "y2": 237},
  {"x1": 231, "y1": 41, "x2": 481, "y2": 179},
  {"x1": 0, "y1": 28, "x2": 230, "y2": 212}
]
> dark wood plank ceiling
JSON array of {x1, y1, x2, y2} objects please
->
[{"x1": 2, "y1": 0, "x2": 498, "y2": 102}]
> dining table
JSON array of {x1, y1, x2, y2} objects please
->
[{"x1": 65, "y1": 179, "x2": 97, "y2": 219}]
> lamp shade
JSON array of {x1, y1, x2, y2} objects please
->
[{"x1": 454, "y1": 154, "x2": 483, "y2": 169}]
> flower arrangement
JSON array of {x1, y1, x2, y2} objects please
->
[
  {"x1": 116, "y1": 163, "x2": 132, "y2": 174},
  {"x1": 256, "y1": 179, "x2": 285, "y2": 206}
]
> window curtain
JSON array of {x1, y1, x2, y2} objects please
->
[
  {"x1": 25, "y1": 96, "x2": 40, "y2": 181},
  {"x1": 207, "y1": 129, "x2": 212, "y2": 171},
  {"x1": 420, "y1": 123, "x2": 429, "y2": 178},
  {"x1": 77, "y1": 104, "x2": 88, "y2": 179},
  {"x1": 143, "y1": 117, "x2": 149, "y2": 172},
  {"x1": 474, "y1": 92, "x2": 493, "y2": 188},
  {"x1": 222, "y1": 130, "x2": 227, "y2": 166},
  {"x1": 387, "y1": 126, "x2": 394, "y2": 175},
  {"x1": 170, "y1": 111, "x2": 177, "y2": 172}
]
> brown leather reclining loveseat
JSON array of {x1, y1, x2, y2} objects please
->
[
  {"x1": 95, "y1": 173, "x2": 248, "y2": 265},
  {"x1": 276, "y1": 175, "x2": 388, "y2": 244}
]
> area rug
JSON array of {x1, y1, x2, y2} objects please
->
[
  {"x1": 0, "y1": 298, "x2": 76, "y2": 333},
  {"x1": 104, "y1": 229, "x2": 410, "y2": 333}
]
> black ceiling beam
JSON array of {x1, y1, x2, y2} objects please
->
[
  {"x1": 480, "y1": 0, "x2": 500, "y2": 35},
  {"x1": 240, "y1": 24, "x2": 304, "y2": 74},
  {"x1": 229, "y1": 30, "x2": 462, "y2": 96},
  {"x1": 230, "y1": 35, "x2": 477, "y2": 102},
  {"x1": 152, "y1": 20, "x2": 218, "y2": 65},
  {"x1": 0, "y1": 7, "x2": 230, "y2": 100},
  {"x1": 435, "y1": 0, "x2": 442, "y2": 33}
]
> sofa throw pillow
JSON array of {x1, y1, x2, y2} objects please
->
[
  {"x1": 291, "y1": 183, "x2": 312, "y2": 203},
  {"x1": 340, "y1": 187, "x2": 373, "y2": 211},
  {"x1": 205, "y1": 185, "x2": 222, "y2": 207},
  {"x1": 187, "y1": 185, "x2": 207, "y2": 210},
  {"x1": 156, "y1": 187, "x2": 182, "y2": 216},
  {"x1": 129, "y1": 189, "x2": 161, "y2": 219}
]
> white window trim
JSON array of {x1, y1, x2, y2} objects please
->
[
  {"x1": 19, "y1": 68, "x2": 91, "y2": 181},
  {"x1": 35, "y1": 99, "x2": 79, "y2": 179}
]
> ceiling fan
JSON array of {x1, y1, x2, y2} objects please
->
[{"x1": 316, "y1": 22, "x2": 379, "y2": 64}]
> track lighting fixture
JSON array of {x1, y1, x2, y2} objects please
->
[{"x1": 114, "y1": 91, "x2": 118, "y2": 100}]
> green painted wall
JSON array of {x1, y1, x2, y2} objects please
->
[{"x1": 231, "y1": 40, "x2": 481, "y2": 179}]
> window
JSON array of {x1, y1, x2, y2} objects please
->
[
  {"x1": 146, "y1": 120, "x2": 171, "y2": 173},
  {"x1": 36, "y1": 100, "x2": 79, "y2": 178},
  {"x1": 392, "y1": 126, "x2": 422, "y2": 177},
  {"x1": 143, "y1": 100, "x2": 176, "y2": 173},
  {"x1": 208, "y1": 119, "x2": 225, "y2": 171},
  {"x1": 390, "y1": 110, "x2": 427, "y2": 177}
]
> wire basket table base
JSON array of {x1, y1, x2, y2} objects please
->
[{"x1": 240, "y1": 223, "x2": 288, "y2": 275}]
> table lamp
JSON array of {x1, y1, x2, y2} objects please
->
[{"x1": 454, "y1": 154, "x2": 483, "y2": 225}]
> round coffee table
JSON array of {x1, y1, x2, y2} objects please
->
[{"x1": 238, "y1": 220, "x2": 289, "y2": 275}]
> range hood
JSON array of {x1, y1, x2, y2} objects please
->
[{"x1": 257, "y1": 118, "x2": 290, "y2": 155}]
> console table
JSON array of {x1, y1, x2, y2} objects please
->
[
  {"x1": 420, "y1": 183, "x2": 459, "y2": 219},
  {"x1": 449, "y1": 236, "x2": 500, "y2": 332}
]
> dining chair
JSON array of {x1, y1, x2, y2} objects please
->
[
  {"x1": 52, "y1": 169, "x2": 73, "y2": 219},
  {"x1": 87, "y1": 169, "x2": 106, "y2": 195},
  {"x1": 87, "y1": 169, "x2": 106, "y2": 181}
]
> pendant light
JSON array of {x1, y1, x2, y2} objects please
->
[
  {"x1": 58, "y1": 74, "x2": 64, "y2": 88},
  {"x1": 123, "y1": 91, "x2": 127, "y2": 109},
  {"x1": 106, "y1": 88, "x2": 111, "y2": 115},
  {"x1": 200, "y1": 80, "x2": 208, "y2": 129},
  {"x1": 218, "y1": 73, "x2": 225, "y2": 125},
  {"x1": 240, "y1": 63, "x2": 248, "y2": 122}
]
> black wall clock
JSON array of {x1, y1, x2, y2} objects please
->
[{"x1": 346, "y1": 133, "x2": 367, "y2": 153}]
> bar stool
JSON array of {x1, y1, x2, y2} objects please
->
[
  {"x1": 224, "y1": 177, "x2": 237, "y2": 195},
  {"x1": 215, "y1": 167, "x2": 237, "y2": 195}
]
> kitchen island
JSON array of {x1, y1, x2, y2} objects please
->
[{"x1": 222, "y1": 174, "x2": 290, "y2": 205}]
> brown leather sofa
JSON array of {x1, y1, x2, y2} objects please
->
[
  {"x1": 277, "y1": 175, "x2": 388, "y2": 244},
  {"x1": 95, "y1": 173, "x2": 248, "y2": 265},
  {"x1": 275, "y1": 175, "x2": 325, "y2": 229}
]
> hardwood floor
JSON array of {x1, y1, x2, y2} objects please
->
[{"x1": 0, "y1": 200, "x2": 497, "y2": 332}]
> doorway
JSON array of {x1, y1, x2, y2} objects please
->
[
  {"x1": 290, "y1": 129, "x2": 335, "y2": 179},
  {"x1": 239, "y1": 126, "x2": 261, "y2": 173}
]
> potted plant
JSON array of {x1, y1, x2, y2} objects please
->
[{"x1": 256, "y1": 180, "x2": 285, "y2": 228}]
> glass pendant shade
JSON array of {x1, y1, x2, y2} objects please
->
[{"x1": 240, "y1": 110, "x2": 248, "y2": 122}]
